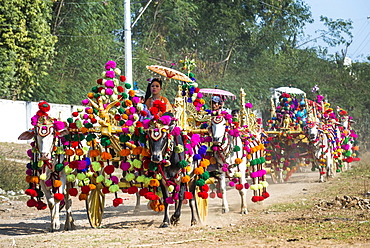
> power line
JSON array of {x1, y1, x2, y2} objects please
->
[{"x1": 352, "y1": 31, "x2": 370, "y2": 57}]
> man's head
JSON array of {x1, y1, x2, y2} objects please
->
[{"x1": 211, "y1": 96, "x2": 224, "y2": 111}]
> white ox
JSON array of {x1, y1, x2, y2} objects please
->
[
  {"x1": 210, "y1": 115, "x2": 249, "y2": 214},
  {"x1": 18, "y1": 115, "x2": 74, "y2": 231},
  {"x1": 307, "y1": 122, "x2": 336, "y2": 182}
]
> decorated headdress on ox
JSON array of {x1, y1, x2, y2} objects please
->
[{"x1": 19, "y1": 101, "x2": 67, "y2": 160}]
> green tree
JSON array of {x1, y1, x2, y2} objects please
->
[
  {"x1": 0, "y1": 0, "x2": 56, "y2": 100},
  {"x1": 31, "y1": 0, "x2": 125, "y2": 104}
]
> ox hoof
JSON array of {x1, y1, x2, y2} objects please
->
[
  {"x1": 159, "y1": 222, "x2": 169, "y2": 228},
  {"x1": 240, "y1": 209, "x2": 248, "y2": 215},
  {"x1": 191, "y1": 220, "x2": 198, "y2": 226},
  {"x1": 170, "y1": 216, "x2": 180, "y2": 226}
]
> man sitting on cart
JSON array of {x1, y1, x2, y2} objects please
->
[{"x1": 211, "y1": 95, "x2": 228, "y2": 115}]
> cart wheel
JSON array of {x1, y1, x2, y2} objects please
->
[
  {"x1": 86, "y1": 183, "x2": 105, "y2": 228},
  {"x1": 195, "y1": 188, "x2": 208, "y2": 223}
]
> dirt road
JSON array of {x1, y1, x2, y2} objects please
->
[{"x1": 0, "y1": 170, "x2": 364, "y2": 247}]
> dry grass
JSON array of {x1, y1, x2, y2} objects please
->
[{"x1": 0, "y1": 142, "x2": 29, "y2": 191}]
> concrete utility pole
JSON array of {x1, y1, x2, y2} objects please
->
[{"x1": 124, "y1": 0, "x2": 133, "y2": 89}]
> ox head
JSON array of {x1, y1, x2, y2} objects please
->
[
  {"x1": 18, "y1": 116, "x2": 69, "y2": 160},
  {"x1": 306, "y1": 122, "x2": 320, "y2": 142},
  {"x1": 146, "y1": 124, "x2": 172, "y2": 163},
  {"x1": 211, "y1": 116, "x2": 226, "y2": 144}
]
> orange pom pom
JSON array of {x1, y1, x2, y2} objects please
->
[
  {"x1": 128, "y1": 90, "x2": 136, "y2": 97},
  {"x1": 101, "y1": 152, "x2": 112, "y2": 160},
  {"x1": 194, "y1": 167, "x2": 204, "y2": 175},
  {"x1": 75, "y1": 148, "x2": 84, "y2": 156},
  {"x1": 181, "y1": 175, "x2": 190, "y2": 183},
  {"x1": 141, "y1": 148, "x2": 151, "y2": 157},
  {"x1": 65, "y1": 149, "x2": 75, "y2": 156},
  {"x1": 89, "y1": 149, "x2": 100, "y2": 157},
  {"x1": 120, "y1": 149, "x2": 131, "y2": 156},
  {"x1": 53, "y1": 180, "x2": 62, "y2": 188},
  {"x1": 132, "y1": 147, "x2": 143, "y2": 155},
  {"x1": 87, "y1": 92, "x2": 95, "y2": 99},
  {"x1": 235, "y1": 158, "x2": 243, "y2": 164},
  {"x1": 78, "y1": 193, "x2": 88, "y2": 201},
  {"x1": 149, "y1": 179, "x2": 160, "y2": 187}
]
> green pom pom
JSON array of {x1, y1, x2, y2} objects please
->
[
  {"x1": 182, "y1": 85, "x2": 187, "y2": 90},
  {"x1": 66, "y1": 174, "x2": 76, "y2": 182},
  {"x1": 36, "y1": 188, "x2": 44, "y2": 197},
  {"x1": 122, "y1": 92, "x2": 128, "y2": 99},
  {"x1": 92, "y1": 86, "x2": 99, "y2": 93},
  {"x1": 84, "y1": 122, "x2": 93, "y2": 128},
  {"x1": 196, "y1": 178, "x2": 205, "y2": 186},
  {"x1": 55, "y1": 163, "x2": 64, "y2": 172},
  {"x1": 149, "y1": 162, "x2": 158, "y2": 171},
  {"x1": 125, "y1": 83, "x2": 131, "y2": 89},
  {"x1": 75, "y1": 120, "x2": 83, "y2": 129},
  {"x1": 86, "y1": 133, "x2": 97, "y2": 142},
  {"x1": 121, "y1": 101, "x2": 127, "y2": 108},
  {"x1": 336, "y1": 169, "x2": 341, "y2": 173},
  {"x1": 139, "y1": 134, "x2": 147, "y2": 143},
  {"x1": 94, "y1": 93, "x2": 100, "y2": 99},
  {"x1": 118, "y1": 107, "x2": 125, "y2": 114},
  {"x1": 67, "y1": 118, "x2": 74, "y2": 123},
  {"x1": 178, "y1": 160, "x2": 188, "y2": 168},
  {"x1": 119, "y1": 134, "x2": 130, "y2": 143},
  {"x1": 101, "y1": 136, "x2": 111, "y2": 146},
  {"x1": 109, "y1": 184, "x2": 120, "y2": 193},
  {"x1": 311, "y1": 167, "x2": 316, "y2": 171},
  {"x1": 189, "y1": 72, "x2": 195, "y2": 78},
  {"x1": 131, "y1": 134, "x2": 139, "y2": 141},
  {"x1": 260, "y1": 157, "x2": 266, "y2": 164},
  {"x1": 233, "y1": 145, "x2": 241, "y2": 152},
  {"x1": 119, "y1": 120, "x2": 125, "y2": 126},
  {"x1": 200, "y1": 171, "x2": 210, "y2": 180}
]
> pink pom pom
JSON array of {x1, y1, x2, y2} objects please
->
[
  {"x1": 222, "y1": 167, "x2": 228, "y2": 172},
  {"x1": 104, "y1": 80, "x2": 115, "y2": 88},
  {"x1": 122, "y1": 127, "x2": 129, "y2": 133},
  {"x1": 160, "y1": 115, "x2": 171, "y2": 125},
  {"x1": 129, "y1": 107, "x2": 136, "y2": 114},
  {"x1": 244, "y1": 183, "x2": 250, "y2": 189},
  {"x1": 45, "y1": 179, "x2": 52, "y2": 187},
  {"x1": 212, "y1": 146, "x2": 218, "y2": 151},
  {"x1": 171, "y1": 126, "x2": 181, "y2": 136},
  {"x1": 229, "y1": 181, "x2": 235, "y2": 187},
  {"x1": 166, "y1": 197, "x2": 175, "y2": 204},
  {"x1": 105, "y1": 88, "x2": 113, "y2": 95},
  {"x1": 132, "y1": 97, "x2": 140, "y2": 104},
  {"x1": 143, "y1": 119, "x2": 151, "y2": 129},
  {"x1": 82, "y1": 99, "x2": 89, "y2": 105},
  {"x1": 120, "y1": 162, "x2": 131, "y2": 171},
  {"x1": 197, "y1": 93, "x2": 203, "y2": 98},
  {"x1": 125, "y1": 120, "x2": 133, "y2": 126},
  {"x1": 53, "y1": 121, "x2": 65, "y2": 131}
]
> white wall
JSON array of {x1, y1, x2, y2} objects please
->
[{"x1": 0, "y1": 99, "x2": 82, "y2": 143}]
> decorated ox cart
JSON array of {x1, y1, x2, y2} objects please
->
[
  {"x1": 265, "y1": 87, "x2": 312, "y2": 183},
  {"x1": 20, "y1": 59, "x2": 271, "y2": 231},
  {"x1": 265, "y1": 86, "x2": 360, "y2": 183}
]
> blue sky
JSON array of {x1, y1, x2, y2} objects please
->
[{"x1": 302, "y1": 0, "x2": 370, "y2": 62}]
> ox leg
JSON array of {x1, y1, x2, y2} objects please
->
[
  {"x1": 171, "y1": 183, "x2": 186, "y2": 226},
  {"x1": 64, "y1": 183, "x2": 75, "y2": 231},
  {"x1": 238, "y1": 172, "x2": 248, "y2": 214},
  {"x1": 220, "y1": 173, "x2": 229, "y2": 213},
  {"x1": 278, "y1": 169, "x2": 284, "y2": 184},
  {"x1": 40, "y1": 182, "x2": 60, "y2": 231},
  {"x1": 188, "y1": 181, "x2": 201, "y2": 226},
  {"x1": 159, "y1": 180, "x2": 170, "y2": 228},
  {"x1": 134, "y1": 192, "x2": 141, "y2": 213}
]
